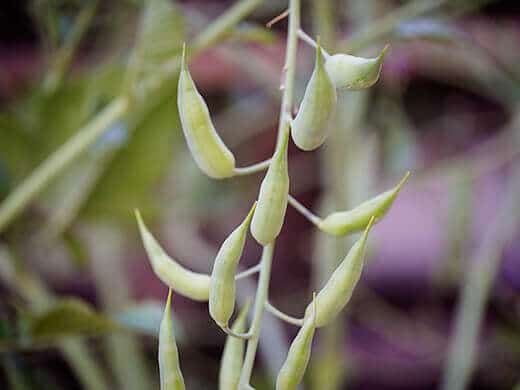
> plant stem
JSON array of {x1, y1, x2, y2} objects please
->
[
  {"x1": 288, "y1": 195, "x2": 321, "y2": 225},
  {"x1": 236, "y1": 263, "x2": 262, "y2": 280},
  {"x1": 239, "y1": 1, "x2": 300, "y2": 386},
  {"x1": 239, "y1": 242, "x2": 274, "y2": 387},
  {"x1": 441, "y1": 167, "x2": 520, "y2": 390},
  {"x1": 233, "y1": 159, "x2": 272, "y2": 176},
  {"x1": 297, "y1": 29, "x2": 330, "y2": 58},
  {"x1": 265, "y1": 301, "x2": 304, "y2": 326}
]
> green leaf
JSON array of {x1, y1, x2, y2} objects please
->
[{"x1": 28, "y1": 299, "x2": 120, "y2": 341}]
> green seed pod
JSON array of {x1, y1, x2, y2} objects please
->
[
  {"x1": 276, "y1": 296, "x2": 317, "y2": 390},
  {"x1": 136, "y1": 210, "x2": 210, "y2": 301},
  {"x1": 318, "y1": 172, "x2": 409, "y2": 236},
  {"x1": 210, "y1": 203, "x2": 256, "y2": 327},
  {"x1": 219, "y1": 302, "x2": 250, "y2": 390},
  {"x1": 291, "y1": 39, "x2": 337, "y2": 151},
  {"x1": 305, "y1": 217, "x2": 374, "y2": 327},
  {"x1": 251, "y1": 130, "x2": 290, "y2": 245},
  {"x1": 324, "y1": 45, "x2": 388, "y2": 90},
  {"x1": 159, "y1": 289, "x2": 185, "y2": 390},
  {"x1": 178, "y1": 44, "x2": 236, "y2": 178}
]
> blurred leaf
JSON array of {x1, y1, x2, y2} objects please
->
[
  {"x1": 395, "y1": 18, "x2": 463, "y2": 43},
  {"x1": 0, "y1": 114, "x2": 35, "y2": 185},
  {"x1": 112, "y1": 301, "x2": 177, "y2": 337},
  {"x1": 127, "y1": 0, "x2": 185, "y2": 87},
  {"x1": 28, "y1": 299, "x2": 120, "y2": 340},
  {"x1": 227, "y1": 22, "x2": 277, "y2": 44}
]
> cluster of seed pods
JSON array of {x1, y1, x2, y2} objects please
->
[{"x1": 137, "y1": 25, "x2": 407, "y2": 390}]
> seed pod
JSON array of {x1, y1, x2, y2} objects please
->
[
  {"x1": 178, "y1": 44, "x2": 236, "y2": 178},
  {"x1": 318, "y1": 172, "x2": 409, "y2": 236},
  {"x1": 276, "y1": 296, "x2": 317, "y2": 390},
  {"x1": 136, "y1": 210, "x2": 210, "y2": 301},
  {"x1": 291, "y1": 39, "x2": 337, "y2": 151},
  {"x1": 210, "y1": 203, "x2": 256, "y2": 327},
  {"x1": 305, "y1": 217, "x2": 374, "y2": 327},
  {"x1": 251, "y1": 130, "x2": 290, "y2": 245},
  {"x1": 325, "y1": 45, "x2": 388, "y2": 90},
  {"x1": 159, "y1": 289, "x2": 185, "y2": 390},
  {"x1": 219, "y1": 302, "x2": 250, "y2": 390}
]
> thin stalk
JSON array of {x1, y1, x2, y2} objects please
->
[
  {"x1": 236, "y1": 263, "x2": 262, "y2": 280},
  {"x1": 233, "y1": 159, "x2": 272, "y2": 176},
  {"x1": 239, "y1": 243, "x2": 274, "y2": 387},
  {"x1": 441, "y1": 167, "x2": 520, "y2": 390},
  {"x1": 288, "y1": 195, "x2": 321, "y2": 225},
  {"x1": 265, "y1": 301, "x2": 304, "y2": 326},
  {"x1": 239, "y1": 1, "x2": 300, "y2": 385},
  {"x1": 297, "y1": 29, "x2": 330, "y2": 58},
  {"x1": 0, "y1": 0, "x2": 265, "y2": 233}
]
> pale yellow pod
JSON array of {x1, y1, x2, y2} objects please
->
[
  {"x1": 291, "y1": 40, "x2": 337, "y2": 151},
  {"x1": 305, "y1": 217, "x2": 374, "y2": 327},
  {"x1": 325, "y1": 45, "x2": 388, "y2": 90},
  {"x1": 178, "y1": 44, "x2": 236, "y2": 178},
  {"x1": 318, "y1": 172, "x2": 409, "y2": 236},
  {"x1": 219, "y1": 302, "x2": 250, "y2": 390},
  {"x1": 136, "y1": 210, "x2": 210, "y2": 301},
  {"x1": 159, "y1": 289, "x2": 185, "y2": 390},
  {"x1": 250, "y1": 130, "x2": 290, "y2": 245},
  {"x1": 210, "y1": 203, "x2": 256, "y2": 327},
  {"x1": 276, "y1": 297, "x2": 316, "y2": 390}
]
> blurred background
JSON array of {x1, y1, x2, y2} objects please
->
[{"x1": 0, "y1": 0, "x2": 519, "y2": 389}]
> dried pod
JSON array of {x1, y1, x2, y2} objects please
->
[
  {"x1": 318, "y1": 172, "x2": 409, "y2": 236},
  {"x1": 136, "y1": 210, "x2": 210, "y2": 301},
  {"x1": 305, "y1": 217, "x2": 374, "y2": 327},
  {"x1": 251, "y1": 130, "x2": 290, "y2": 245},
  {"x1": 325, "y1": 45, "x2": 388, "y2": 90},
  {"x1": 276, "y1": 296, "x2": 317, "y2": 390},
  {"x1": 178, "y1": 44, "x2": 236, "y2": 178},
  {"x1": 219, "y1": 302, "x2": 251, "y2": 390},
  {"x1": 159, "y1": 290, "x2": 185, "y2": 390},
  {"x1": 210, "y1": 203, "x2": 256, "y2": 327},
  {"x1": 291, "y1": 39, "x2": 337, "y2": 151}
]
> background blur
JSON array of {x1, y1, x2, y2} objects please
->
[{"x1": 0, "y1": 0, "x2": 519, "y2": 389}]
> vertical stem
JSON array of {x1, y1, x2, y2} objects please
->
[
  {"x1": 239, "y1": 1, "x2": 300, "y2": 386},
  {"x1": 239, "y1": 242, "x2": 274, "y2": 386}
]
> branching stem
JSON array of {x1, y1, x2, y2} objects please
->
[
  {"x1": 265, "y1": 301, "x2": 304, "y2": 326},
  {"x1": 233, "y1": 159, "x2": 272, "y2": 176},
  {"x1": 288, "y1": 195, "x2": 322, "y2": 225}
]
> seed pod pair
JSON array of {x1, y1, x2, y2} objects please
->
[
  {"x1": 178, "y1": 44, "x2": 236, "y2": 178},
  {"x1": 276, "y1": 296, "x2": 317, "y2": 390},
  {"x1": 219, "y1": 302, "x2": 250, "y2": 390},
  {"x1": 159, "y1": 290, "x2": 185, "y2": 390},
  {"x1": 136, "y1": 210, "x2": 210, "y2": 301},
  {"x1": 325, "y1": 45, "x2": 388, "y2": 90},
  {"x1": 291, "y1": 40, "x2": 337, "y2": 151},
  {"x1": 318, "y1": 172, "x2": 409, "y2": 236},
  {"x1": 305, "y1": 217, "x2": 374, "y2": 327},
  {"x1": 210, "y1": 203, "x2": 256, "y2": 327},
  {"x1": 251, "y1": 130, "x2": 290, "y2": 245}
]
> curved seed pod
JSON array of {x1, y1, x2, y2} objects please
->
[
  {"x1": 219, "y1": 302, "x2": 251, "y2": 390},
  {"x1": 291, "y1": 39, "x2": 337, "y2": 151},
  {"x1": 276, "y1": 296, "x2": 317, "y2": 390},
  {"x1": 305, "y1": 217, "x2": 374, "y2": 327},
  {"x1": 210, "y1": 203, "x2": 256, "y2": 327},
  {"x1": 318, "y1": 172, "x2": 409, "y2": 236},
  {"x1": 251, "y1": 130, "x2": 290, "y2": 245},
  {"x1": 159, "y1": 289, "x2": 185, "y2": 390},
  {"x1": 136, "y1": 210, "x2": 210, "y2": 301},
  {"x1": 178, "y1": 44, "x2": 236, "y2": 178},
  {"x1": 324, "y1": 45, "x2": 388, "y2": 90}
]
